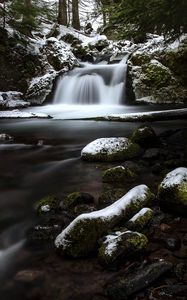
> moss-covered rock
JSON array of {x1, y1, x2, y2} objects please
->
[
  {"x1": 102, "y1": 166, "x2": 137, "y2": 184},
  {"x1": 27, "y1": 224, "x2": 61, "y2": 243},
  {"x1": 98, "y1": 230, "x2": 148, "y2": 266},
  {"x1": 98, "y1": 189, "x2": 126, "y2": 208},
  {"x1": 158, "y1": 167, "x2": 187, "y2": 215},
  {"x1": 131, "y1": 126, "x2": 159, "y2": 148},
  {"x1": 55, "y1": 185, "x2": 154, "y2": 257},
  {"x1": 63, "y1": 192, "x2": 94, "y2": 211},
  {"x1": 125, "y1": 207, "x2": 154, "y2": 231},
  {"x1": 81, "y1": 138, "x2": 141, "y2": 162},
  {"x1": 35, "y1": 195, "x2": 59, "y2": 214}
]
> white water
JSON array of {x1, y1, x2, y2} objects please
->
[{"x1": 54, "y1": 63, "x2": 127, "y2": 105}]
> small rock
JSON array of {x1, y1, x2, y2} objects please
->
[
  {"x1": 165, "y1": 237, "x2": 181, "y2": 251},
  {"x1": 160, "y1": 223, "x2": 171, "y2": 232},
  {"x1": 98, "y1": 230, "x2": 148, "y2": 267},
  {"x1": 131, "y1": 126, "x2": 159, "y2": 148},
  {"x1": 175, "y1": 263, "x2": 187, "y2": 281},
  {"x1": 0, "y1": 133, "x2": 13, "y2": 141},
  {"x1": 63, "y1": 192, "x2": 94, "y2": 211},
  {"x1": 107, "y1": 261, "x2": 173, "y2": 299},
  {"x1": 125, "y1": 207, "x2": 154, "y2": 231},
  {"x1": 102, "y1": 166, "x2": 137, "y2": 184},
  {"x1": 143, "y1": 148, "x2": 160, "y2": 159},
  {"x1": 182, "y1": 233, "x2": 187, "y2": 246}
]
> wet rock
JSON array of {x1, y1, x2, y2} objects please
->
[
  {"x1": 102, "y1": 166, "x2": 137, "y2": 184},
  {"x1": 98, "y1": 189, "x2": 126, "y2": 208},
  {"x1": 160, "y1": 223, "x2": 171, "y2": 233},
  {"x1": 35, "y1": 195, "x2": 60, "y2": 214},
  {"x1": 55, "y1": 185, "x2": 154, "y2": 257},
  {"x1": 0, "y1": 133, "x2": 13, "y2": 141},
  {"x1": 98, "y1": 230, "x2": 148, "y2": 267},
  {"x1": 165, "y1": 237, "x2": 181, "y2": 251},
  {"x1": 63, "y1": 192, "x2": 94, "y2": 211},
  {"x1": 106, "y1": 261, "x2": 173, "y2": 299},
  {"x1": 182, "y1": 233, "x2": 187, "y2": 246},
  {"x1": 143, "y1": 148, "x2": 160, "y2": 159},
  {"x1": 175, "y1": 263, "x2": 187, "y2": 281},
  {"x1": 131, "y1": 126, "x2": 158, "y2": 148},
  {"x1": 125, "y1": 207, "x2": 154, "y2": 231},
  {"x1": 81, "y1": 138, "x2": 141, "y2": 162},
  {"x1": 150, "y1": 284, "x2": 187, "y2": 299},
  {"x1": 158, "y1": 167, "x2": 187, "y2": 215}
]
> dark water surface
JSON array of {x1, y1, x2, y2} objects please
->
[{"x1": 0, "y1": 104, "x2": 187, "y2": 299}]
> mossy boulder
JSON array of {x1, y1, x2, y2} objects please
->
[
  {"x1": 27, "y1": 225, "x2": 61, "y2": 244},
  {"x1": 63, "y1": 192, "x2": 94, "y2": 210},
  {"x1": 102, "y1": 166, "x2": 137, "y2": 184},
  {"x1": 98, "y1": 230, "x2": 148, "y2": 266},
  {"x1": 98, "y1": 189, "x2": 126, "y2": 208},
  {"x1": 55, "y1": 185, "x2": 154, "y2": 257},
  {"x1": 125, "y1": 208, "x2": 154, "y2": 231},
  {"x1": 131, "y1": 126, "x2": 159, "y2": 148},
  {"x1": 81, "y1": 138, "x2": 141, "y2": 162},
  {"x1": 158, "y1": 167, "x2": 187, "y2": 215},
  {"x1": 35, "y1": 195, "x2": 59, "y2": 214}
]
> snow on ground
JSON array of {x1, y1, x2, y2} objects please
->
[{"x1": 160, "y1": 167, "x2": 187, "y2": 189}]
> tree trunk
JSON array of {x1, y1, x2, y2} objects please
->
[
  {"x1": 72, "y1": 0, "x2": 80, "y2": 30},
  {"x1": 58, "y1": 0, "x2": 67, "y2": 26}
]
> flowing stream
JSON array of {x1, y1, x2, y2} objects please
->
[{"x1": 0, "y1": 60, "x2": 187, "y2": 299}]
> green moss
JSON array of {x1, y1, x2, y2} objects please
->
[
  {"x1": 178, "y1": 183, "x2": 187, "y2": 205},
  {"x1": 63, "y1": 192, "x2": 94, "y2": 211},
  {"x1": 98, "y1": 188, "x2": 126, "y2": 208},
  {"x1": 126, "y1": 208, "x2": 154, "y2": 231},
  {"x1": 102, "y1": 166, "x2": 137, "y2": 184},
  {"x1": 142, "y1": 62, "x2": 175, "y2": 89},
  {"x1": 35, "y1": 195, "x2": 59, "y2": 214},
  {"x1": 131, "y1": 126, "x2": 158, "y2": 147},
  {"x1": 131, "y1": 53, "x2": 151, "y2": 66}
]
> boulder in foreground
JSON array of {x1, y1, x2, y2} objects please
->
[
  {"x1": 81, "y1": 137, "x2": 141, "y2": 162},
  {"x1": 158, "y1": 167, "x2": 187, "y2": 215},
  {"x1": 55, "y1": 185, "x2": 154, "y2": 257}
]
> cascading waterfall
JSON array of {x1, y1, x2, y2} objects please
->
[{"x1": 54, "y1": 62, "x2": 127, "y2": 105}]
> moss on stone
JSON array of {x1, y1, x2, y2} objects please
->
[
  {"x1": 131, "y1": 126, "x2": 158, "y2": 148},
  {"x1": 98, "y1": 188, "x2": 126, "y2": 208},
  {"x1": 35, "y1": 195, "x2": 59, "y2": 214},
  {"x1": 98, "y1": 231, "x2": 148, "y2": 266},
  {"x1": 125, "y1": 208, "x2": 154, "y2": 231},
  {"x1": 63, "y1": 192, "x2": 94, "y2": 211},
  {"x1": 102, "y1": 166, "x2": 137, "y2": 184}
]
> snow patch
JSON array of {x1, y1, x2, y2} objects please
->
[{"x1": 160, "y1": 167, "x2": 187, "y2": 189}]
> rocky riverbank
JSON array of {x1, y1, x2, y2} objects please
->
[{"x1": 1, "y1": 124, "x2": 186, "y2": 300}]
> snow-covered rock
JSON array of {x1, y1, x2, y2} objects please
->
[
  {"x1": 125, "y1": 208, "x2": 154, "y2": 231},
  {"x1": 158, "y1": 167, "x2": 187, "y2": 215},
  {"x1": 0, "y1": 91, "x2": 29, "y2": 108},
  {"x1": 98, "y1": 230, "x2": 148, "y2": 266},
  {"x1": 81, "y1": 137, "x2": 141, "y2": 162},
  {"x1": 55, "y1": 185, "x2": 154, "y2": 257},
  {"x1": 0, "y1": 110, "x2": 51, "y2": 119}
]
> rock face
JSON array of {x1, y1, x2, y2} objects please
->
[
  {"x1": 55, "y1": 185, "x2": 154, "y2": 257},
  {"x1": 158, "y1": 167, "x2": 187, "y2": 215},
  {"x1": 129, "y1": 35, "x2": 187, "y2": 104},
  {"x1": 107, "y1": 261, "x2": 173, "y2": 299},
  {"x1": 81, "y1": 138, "x2": 141, "y2": 162},
  {"x1": 98, "y1": 230, "x2": 148, "y2": 266}
]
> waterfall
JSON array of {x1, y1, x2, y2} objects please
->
[{"x1": 54, "y1": 62, "x2": 127, "y2": 105}]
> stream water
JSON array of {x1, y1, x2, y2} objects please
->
[{"x1": 0, "y1": 61, "x2": 187, "y2": 299}]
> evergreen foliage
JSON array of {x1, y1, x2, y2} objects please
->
[{"x1": 102, "y1": 0, "x2": 187, "y2": 40}]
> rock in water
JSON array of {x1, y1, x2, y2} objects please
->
[
  {"x1": 125, "y1": 207, "x2": 154, "y2": 231},
  {"x1": 98, "y1": 230, "x2": 148, "y2": 266},
  {"x1": 102, "y1": 166, "x2": 137, "y2": 184},
  {"x1": 158, "y1": 167, "x2": 187, "y2": 215},
  {"x1": 81, "y1": 138, "x2": 141, "y2": 162},
  {"x1": 55, "y1": 185, "x2": 154, "y2": 257},
  {"x1": 131, "y1": 126, "x2": 158, "y2": 148},
  {"x1": 107, "y1": 261, "x2": 173, "y2": 299}
]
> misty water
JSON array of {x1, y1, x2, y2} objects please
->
[{"x1": 0, "y1": 61, "x2": 187, "y2": 298}]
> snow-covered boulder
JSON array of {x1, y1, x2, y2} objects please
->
[
  {"x1": 129, "y1": 35, "x2": 187, "y2": 104},
  {"x1": 102, "y1": 166, "x2": 137, "y2": 184},
  {"x1": 98, "y1": 230, "x2": 148, "y2": 266},
  {"x1": 125, "y1": 208, "x2": 154, "y2": 231},
  {"x1": 0, "y1": 91, "x2": 29, "y2": 108},
  {"x1": 158, "y1": 167, "x2": 187, "y2": 214},
  {"x1": 81, "y1": 138, "x2": 141, "y2": 162},
  {"x1": 55, "y1": 185, "x2": 154, "y2": 257}
]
